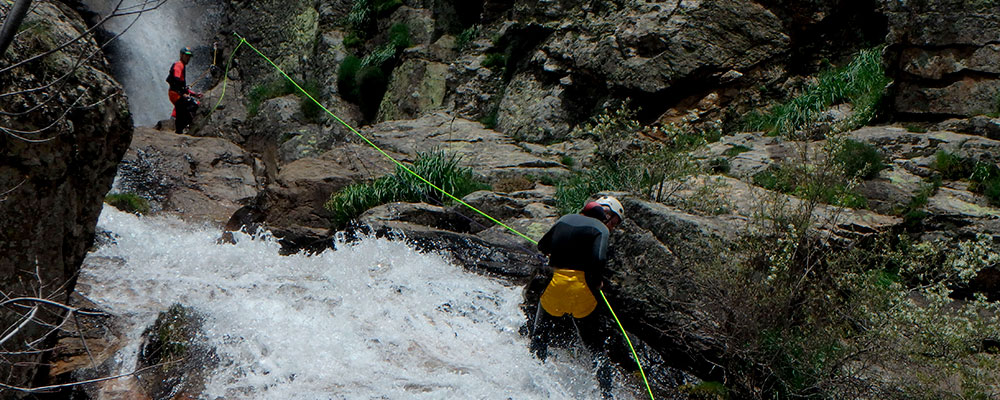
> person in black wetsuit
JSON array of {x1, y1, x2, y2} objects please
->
[{"x1": 524, "y1": 195, "x2": 629, "y2": 398}]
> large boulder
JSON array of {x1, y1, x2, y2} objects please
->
[
  {"x1": 0, "y1": 0, "x2": 132, "y2": 389},
  {"x1": 883, "y1": 0, "x2": 1000, "y2": 117},
  {"x1": 115, "y1": 128, "x2": 260, "y2": 224},
  {"x1": 223, "y1": 0, "x2": 319, "y2": 85},
  {"x1": 364, "y1": 112, "x2": 570, "y2": 182}
]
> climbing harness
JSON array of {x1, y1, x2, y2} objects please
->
[{"x1": 218, "y1": 32, "x2": 656, "y2": 400}]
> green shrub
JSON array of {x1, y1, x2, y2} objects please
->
[
  {"x1": 709, "y1": 157, "x2": 731, "y2": 174},
  {"x1": 479, "y1": 109, "x2": 498, "y2": 129},
  {"x1": 105, "y1": 192, "x2": 151, "y2": 215},
  {"x1": 753, "y1": 163, "x2": 868, "y2": 208},
  {"x1": 247, "y1": 79, "x2": 295, "y2": 117},
  {"x1": 743, "y1": 46, "x2": 890, "y2": 137},
  {"x1": 932, "y1": 150, "x2": 974, "y2": 180},
  {"x1": 343, "y1": 33, "x2": 363, "y2": 49},
  {"x1": 324, "y1": 151, "x2": 490, "y2": 226},
  {"x1": 357, "y1": 66, "x2": 388, "y2": 120},
  {"x1": 482, "y1": 52, "x2": 508, "y2": 71},
  {"x1": 834, "y1": 139, "x2": 886, "y2": 180},
  {"x1": 560, "y1": 155, "x2": 576, "y2": 167},
  {"x1": 387, "y1": 23, "x2": 411, "y2": 50},
  {"x1": 455, "y1": 25, "x2": 480, "y2": 51},
  {"x1": 723, "y1": 145, "x2": 752, "y2": 157},
  {"x1": 337, "y1": 55, "x2": 362, "y2": 100},
  {"x1": 969, "y1": 162, "x2": 1000, "y2": 206}
]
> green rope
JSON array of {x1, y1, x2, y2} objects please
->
[
  {"x1": 600, "y1": 289, "x2": 655, "y2": 399},
  {"x1": 212, "y1": 39, "x2": 244, "y2": 113},
  {"x1": 226, "y1": 32, "x2": 655, "y2": 400}
]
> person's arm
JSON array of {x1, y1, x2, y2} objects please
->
[{"x1": 537, "y1": 225, "x2": 554, "y2": 255}]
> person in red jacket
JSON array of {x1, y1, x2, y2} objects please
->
[{"x1": 166, "y1": 47, "x2": 201, "y2": 134}]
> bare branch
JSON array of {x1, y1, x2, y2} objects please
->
[
  {"x1": 0, "y1": 306, "x2": 37, "y2": 348},
  {"x1": 0, "y1": 362, "x2": 175, "y2": 393},
  {"x1": 0, "y1": 177, "x2": 27, "y2": 202}
]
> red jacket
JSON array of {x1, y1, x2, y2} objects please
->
[{"x1": 166, "y1": 61, "x2": 187, "y2": 93}]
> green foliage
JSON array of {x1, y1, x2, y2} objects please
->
[
  {"x1": 904, "y1": 124, "x2": 928, "y2": 133},
  {"x1": 479, "y1": 108, "x2": 498, "y2": 129},
  {"x1": 482, "y1": 52, "x2": 509, "y2": 71},
  {"x1": 932, "y1": 150, "x2": 974, "y2": 180},
  {"x1": 932, "y1": 151, "x2": 1000, "y2": 205},
  {"x1": 680, "y1": 380, "x2": 729, "y2": 400},
  {"x1": 343, "y1": 33, "x2": 363, "y2": 49},
  {"x1": 753, "y1": 163, "x2": 868, "y2": 209},
  {"x1": 708, "y1": 157, "x2": 730, "y2": 174},
  {"x1": 357, "y1": 66, "x2": 387, "y2": 120},
  {"x1": 554, "y1": 103, "x2": 701, "y2": 214},
  {"x1": 455, "y1": 25, "x2": 480, "y2": 51},
  {"x1": 247, "y1": 79, "x2": 295, "y2": 117},
  {"x1": 897, "y1": 179, "x2": 940, "y2": 227},
  {"x1": 744, "y1": 46, "x2": 891, "y2": 137},
  {"x1": 723, "y1": 145, "x2": 752, "y2": 157},
  {"x1": 247, "y1": 78, "x2": 323, "y2": 121},
  {"x1": 105, "y1": 192, "x2": 151, "y2": 215},
  {"x1": 387, "y1": 23, "x2": 411, "y2": 50},
  {"x1": 339, "y1": 22, "x2": 411, "y2": 121},
  {"x1": 560, "y1": 155, "x2": 576, "y2": 167},
  {"x1": 337, "y1": 55, "x2": 363, "y2": 100},
  {"x1": 324, "y1": 151, "x2": 490, "y2": 226},
  {"x1": 834, "y1": 139, "x2": 886, "y2": 180}
]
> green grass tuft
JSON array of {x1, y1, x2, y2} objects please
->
[
  {"x1": 723, "y1": 145, "x2": 752, "y2": 157},
  {"x1": 324, "y1": 151, "x2": 490, "y2": 226},
  {"x1": 744, "y1": 46, "x2": 890, "y2": 137},
  {"x1": 835, "y1": 139, "x2": 886, "y2": 180},
  {"x1": 105, "y1": 192, "x2": 151, "y2": 215}
]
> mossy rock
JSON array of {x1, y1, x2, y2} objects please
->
[{"x1": 136, "y1": 304, "x2": 217, "y2": 400}]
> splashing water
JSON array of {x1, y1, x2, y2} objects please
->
[
  {"x1": 80, "y1": 206, "x2": 632, "y2": 399},
  {"x1": 82, "y1": 0, "x2": 221, "y2": 126}
]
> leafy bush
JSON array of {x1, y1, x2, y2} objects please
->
[
  {"x1": 833, "y1": 139, "x2": 886, "y2": 179},
  {"x1": 324, "y1": 151, "x2": 490, "y2": 226},
  {"x1": 723, "y1": 145, "x2": 752, "y2": 157},
  {"x1": 482, "y1": 52, "x2": 508, "y2": 71},
  {"x1": 932, "y1": 151, "x2": 1000, "y2": 205},
  {"x1": 753, "y1": 162, "x2": 868, "y2": 209},
  {"x1": 105, "y1": 192, "x2": 151, "y2": 215},
  {"x1": 455, "y1": 25, "x2": 480, "y2": 51},
  {"x1": 357, "y1": 66, "x2": 388, "y2": 120},
  {"x1": 247, "y1": 78, "x2": 324, "y2": 122},
  {"x1": 744, "y1": 46, "x2": 890, "y2": 137},
  {"x1": 932, "y1": 150, "x2": 974, "y2": 180},
  {"x1": 247, "y1": 79, "x2": 295, "y2": 117},
  {"x1": 337, "y1": 55, "x2": 362, "y2": 101}
]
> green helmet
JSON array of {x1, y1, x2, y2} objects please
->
[{"x1": 180, "y1": 47, "x2": 193, "y2": 56}]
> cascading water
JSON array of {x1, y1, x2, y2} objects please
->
[
  {"x1": 79, "y1": 206, "x2": 635, "y2": 399},
  {"x1": 82, "y1": 0, "x2": 221, "y2": 126}
]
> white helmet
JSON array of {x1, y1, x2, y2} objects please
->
[{"x1": 594, "y1": 195, "x2": 624, "y2": 221}]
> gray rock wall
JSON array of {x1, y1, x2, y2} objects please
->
[
  {"x1": 884, "y1": 0, "x2": 1000, "y2": 116},
  {"x1": 0, "y1": 0, "x2": 132, "y2": 389}
]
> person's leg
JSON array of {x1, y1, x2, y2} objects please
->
[
  {"x1": 175, "y1": 107, "x2": 190, "y2": 134},
  {"x1": 575, "y1": 313, "x2": 617, "y2": 398},
  {"x1": 529, "y1": 304, "x2": 552, "y2": 361}
]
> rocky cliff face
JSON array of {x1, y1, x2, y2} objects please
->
[
  {"x1": 0, "y1": 0, "x2": 132, "y2": 390},
  {"x1": 884, "y1": 0, "x2": 1000, "y2": 117}
]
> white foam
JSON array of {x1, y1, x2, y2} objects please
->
[{"x1": 81, "y1": 206, "x2": 626, "y2": 399}]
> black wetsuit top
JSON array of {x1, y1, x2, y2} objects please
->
[{"x1": 537, "y1": 213, "x2": 609, "y2": 295}]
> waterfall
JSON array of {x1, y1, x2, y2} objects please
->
[
  {"x1": 82, "y1": 0, "x2": 222, "y2": 126},
  {"x1": 80, "y1": 206, "x2": 634, "y2": 399}
]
